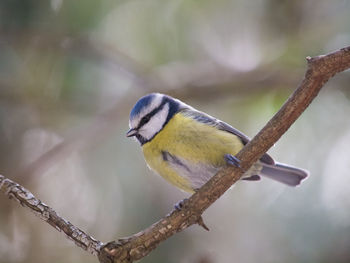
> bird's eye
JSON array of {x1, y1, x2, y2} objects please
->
[{"x1": 142, "y1": 115, "x2": 151, "y2": 124}]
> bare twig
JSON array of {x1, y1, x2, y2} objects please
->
[{"x1": 0, "y1": 174, "x2": 103, "y2": 256}]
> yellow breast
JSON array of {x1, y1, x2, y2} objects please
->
[{"x1": 142, "y1": 112, "x2": 244, "y2": 193}]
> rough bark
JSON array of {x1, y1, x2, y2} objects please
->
[{"x1": 0, "y1": 175, "x2": 102, "y2": 256}]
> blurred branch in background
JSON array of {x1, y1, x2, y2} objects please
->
[
  {"x1": 12, "y1": 93, "x2": 136, "y2": 182},
  {"x1": 0, "y1": 31, "x2": 158, "y2": 89},
  {"x1": 0, "y1": 29, "x2": 311, "y2": 99},
  {"x1": 0, "y1": 31, "x2": 152, "y2": 182}
]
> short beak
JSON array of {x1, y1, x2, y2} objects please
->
[{"x1": 126, "y1": 128, "x2": 138, "y2": 137}]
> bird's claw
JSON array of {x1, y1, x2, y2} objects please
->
[
  {"x1": 174, "y1": 198, "x2": 188, "y2": 211},
  {"x1": 225, "y1": 154, "x2": 241, "y2": 168}
]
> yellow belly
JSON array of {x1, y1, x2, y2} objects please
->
[{"x1": 142, "y1": 113, "x2": 244, "y2": 193}]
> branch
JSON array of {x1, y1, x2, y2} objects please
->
[
  {"x1": 1, "y1": 46, "x2": 350, "y2": 263},
  {"x1": 0, "y1": 175, "x2": 103, "y2": 256},
  {"x1": 98, "y1": 46, "x2": 350, "y2": 263}
]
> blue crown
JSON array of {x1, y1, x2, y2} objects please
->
[{"x1": 130, "y1": 93, "x2": 157, "y2": 119}]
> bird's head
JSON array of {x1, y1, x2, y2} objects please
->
[{"x1": 127, "y1": 93, "x2": 183, "y2": 145}]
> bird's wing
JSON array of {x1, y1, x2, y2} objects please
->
[{"x1": 181, "y1": 108, "x2": 275, "y2": 165}]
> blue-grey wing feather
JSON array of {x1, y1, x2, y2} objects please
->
[{"x1": 180, "y1": 108, "x2": 275, "y2": 165}]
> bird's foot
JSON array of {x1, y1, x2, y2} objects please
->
[
  {"x1": 225, "y1": 154, "x2": 241, "y2": 168},
  {"x1": 174, "y1": 198, "x2": 188, "y2": 211}
]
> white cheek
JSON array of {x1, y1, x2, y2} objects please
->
[
  {"x1": 139, "y1": 103, "x2": 169, "y2": 140},
  {"x1": 131, "y1": 94, "x2": 163, "y2": 129}
]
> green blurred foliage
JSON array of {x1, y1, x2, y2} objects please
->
[{"x1": 1, "y1": 0, "x2": 350, "y2": 263}]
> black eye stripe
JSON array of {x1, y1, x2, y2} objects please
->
[
  {"x1": 134, "y1": 96, "x2": 180, "y2": 145},
  {"x1": 137, "y1": 100, "x2": 167, "y2": 129},
  {"x1": 139, "y1": 114, "x2": 151, "y2": 126}
]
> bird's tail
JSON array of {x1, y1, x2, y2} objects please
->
[{"x1": 260, "y1": 162, "x2": 308, "y2": 186}]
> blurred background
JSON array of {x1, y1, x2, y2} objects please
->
[{"x1": 1, "y1": 0, "x2": 350, "y2": 262}]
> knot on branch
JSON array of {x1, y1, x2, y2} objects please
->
[
  {"x1": 98, "y1": 203, "x2": 209, "y2": 263},
  {"x1": 99, "y1": 241, "x2": 132, "y2": 263},
  {"x1": 306, "y1": 46, "x2": 350, "y2": 78}
]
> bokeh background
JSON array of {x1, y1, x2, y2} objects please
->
[{"x1": 1, "y1": 0, "x2": 350, "y2": 262}]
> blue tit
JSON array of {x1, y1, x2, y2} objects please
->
[{"x1": 127, "y1": 93, "x2": 308, "y2": 193}]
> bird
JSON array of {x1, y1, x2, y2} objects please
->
[{"x1": 127, "y1": 93, "x2": 308, "y2": 194}]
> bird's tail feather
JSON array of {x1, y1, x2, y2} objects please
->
[{"x1": 260, "y1": 162, "x2": 308, "y2": 186}]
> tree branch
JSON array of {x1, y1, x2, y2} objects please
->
[
  {"x1": 98, "y1": 46, "x2": 350, "y2": 262},
  {"x1": 0, "y1": 174, "x2": 103, "y2": 256},
  {"x1": 1, "y1": 46, "x2": 350, "y2": 263}
]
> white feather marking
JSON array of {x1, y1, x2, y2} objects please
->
[
  {"x1": 129, "y1": 93, "x2": 164, "y2": 129},
  {"x1": 166, "y1": 154, "x2": 263, "y2": 190},
  {"x1": 139, "y1": 103, "x2": 169, "y2": 140},
  {"x1": 162, "y1": 151, "x2": 219, "y2": 190}
]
